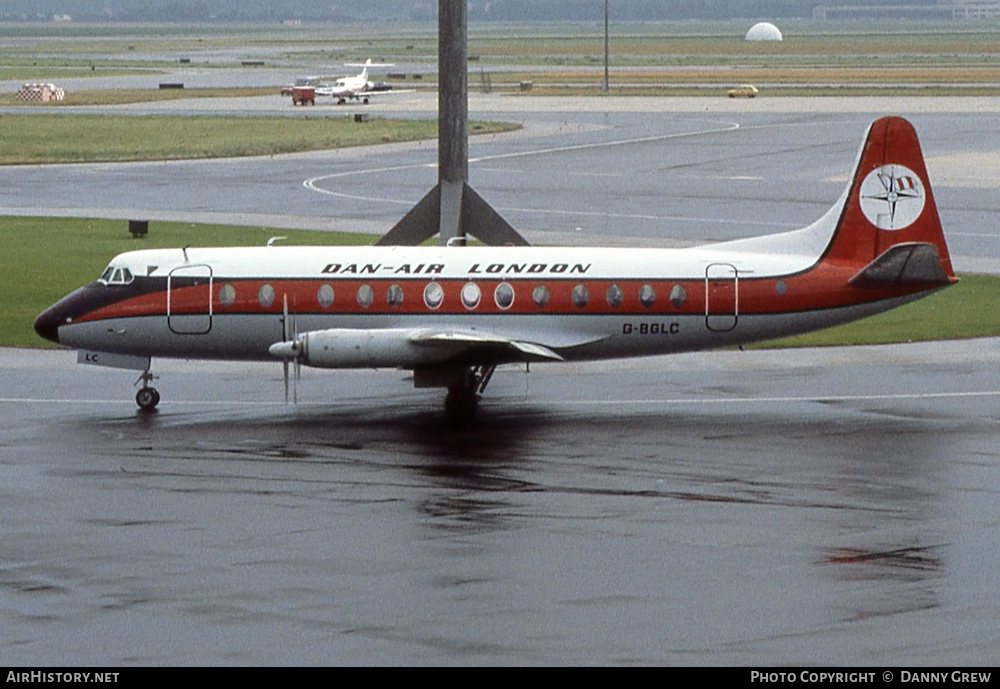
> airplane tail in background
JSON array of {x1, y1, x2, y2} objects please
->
[{"x1": 823, "y1": 116, "x2": 956, "y2": 287}]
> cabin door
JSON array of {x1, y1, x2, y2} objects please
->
[
  {"x1": 705, "y1": 263, "x2": 738, "y2": 332},
  {"x1": 167, "y1": 265, "x2": 213, "y2": 335}
]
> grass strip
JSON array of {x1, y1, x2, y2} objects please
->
[{"x1": 0, "y1": 114, "x2": 516, "y2": 165}]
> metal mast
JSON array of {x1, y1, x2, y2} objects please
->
[{"x1": 376, "y1": 0, "x2": 528, "y2": 247}]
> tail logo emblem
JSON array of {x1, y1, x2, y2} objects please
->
[{"x1": 859, "y1": 164, "x2": 925, "y2": 230}]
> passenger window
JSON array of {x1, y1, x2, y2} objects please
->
[
  {"x1": 572, "y1": 284, "x2": 589, "y2": 309},
  {"x1": 386, "y1": 284, "x2": 404, "y2": 308},
  {"x1": 357, "y1": 285, "x2": 374, "y2": 308},
  {"x1": 606, "y1": 284, "x2": 623, "y2": 309},
  {"x1": 424, "y1": 282, "x2": 444, "y2": 309},
  {"x1": 461, "y1": 283, "x2": 481, "y2": 310},
  {"x1": 639, "y1": 284, "x2": 656, "y2": 308},
  {"x1": 317, "y1": 284, "x2": 334, "y2": 308},
  {"x1": 218, "y1": 284, "x2": 236, "y2": 307},
  {"x1": 532, "y1": 285, "x2": 549, "y2": 308},
  {"x1": 258, "y1": 284, "x2": 275, "y2": 308},
  {"x1": 494, "y1": 283, "x2": 514, "y2": 310},
  {"x1": 670, "y1": 284, "x2": 687, "y2": 309}
]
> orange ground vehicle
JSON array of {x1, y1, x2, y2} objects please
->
[{"x1": 291, "y1": 86, "x2": 315, "y2": 106}]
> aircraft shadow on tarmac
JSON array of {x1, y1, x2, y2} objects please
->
[
  {"x1": 68, "y1": 401, "x2": 953, "y2": 608},
  {"x1": 86, "y1": 400, "x2": 953, "y2": 511}
]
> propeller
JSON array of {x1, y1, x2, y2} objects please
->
[{"x1": 276, "y1": 293, "x2": 300, "y2": 404}]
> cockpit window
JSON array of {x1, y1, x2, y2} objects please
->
[{"x1": 99, "y1": 265, "x2": 135, "y2": 285}]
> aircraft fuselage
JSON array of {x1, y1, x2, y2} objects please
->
[{"x1": 36, "y1": 243, "x2": 940, "y2": 365}]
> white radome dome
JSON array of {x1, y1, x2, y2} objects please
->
[{"x1": 745, "y1": 22, "x2": 783, "y2": 42}]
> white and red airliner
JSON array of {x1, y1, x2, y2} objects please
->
[{"x1": 34, "y1": 117, "x2": 956, "y2": 421}]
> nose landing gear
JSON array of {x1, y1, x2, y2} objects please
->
[{"x1": 134, "y1": 369, "x2": 160, "y2": 411}]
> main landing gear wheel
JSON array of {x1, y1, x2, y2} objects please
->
[
  {"x1": 442, "y1": 365, "x2": 496, "y2": 425},
  {"x1": 445, "y1": 387, "x2": 479, "y2": 425},
  {"x1": 135, "y1": 386, "x2": 160, "y2": 411}
]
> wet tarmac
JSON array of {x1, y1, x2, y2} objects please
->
[{"x1": 2, "y1": 341, "x2": 999, "y2": 665}]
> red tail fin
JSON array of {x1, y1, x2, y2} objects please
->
[{"x1": 823, "y1": 117, "x2": 955, "y2": 284}]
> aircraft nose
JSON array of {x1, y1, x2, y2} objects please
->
[{"x1": 34, "y1": 305, "x2": 63, "y2": 344}]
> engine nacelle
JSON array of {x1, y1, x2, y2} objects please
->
[{"x1": 285, "y1": 328, "x2": 450, "y2": 369}]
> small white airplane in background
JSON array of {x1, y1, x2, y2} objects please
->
[
  {"x1": 316, "y1": 59, "x2": 395, "y2": 104},
  {"x1": 34, "y1": 117, "x2": 956, "y2": 422}
]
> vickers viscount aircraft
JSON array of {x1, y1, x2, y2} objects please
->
[{"x1": 34, "y1": 117, "x2": 956, "y2": 422}]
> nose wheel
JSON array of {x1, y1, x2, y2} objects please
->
[
  {"x1": 134, "y1": 369, "x2": 160, "y2": 411},
  {"x1": 135, "y1": 386, "x2": 160, "y2": 411}
]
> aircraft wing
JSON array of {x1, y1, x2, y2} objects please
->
[
  {"x1": 269, "y1": 326, "x2": 609, "y2": 370},
  {"x1": 409, "y1": 329, "x2": 566, "y2": 363},
  {"x1": 314, "y1": 86, "x2": 414, "y2": 99},
  {"x1": 366, "y1": 87, "x2": 414, "y2": 96}
]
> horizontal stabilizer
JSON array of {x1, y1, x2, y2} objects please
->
[{"x1": 849, "y1": 242, "x2": 952, "y2": 288}]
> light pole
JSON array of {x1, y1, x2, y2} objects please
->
[{"x1": 602, "y1": 0, "x2": 609, "y2": 92}]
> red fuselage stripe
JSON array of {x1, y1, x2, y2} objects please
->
[{"x1": 71, "y1": 267, "x2": 933, "y2": 325}]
